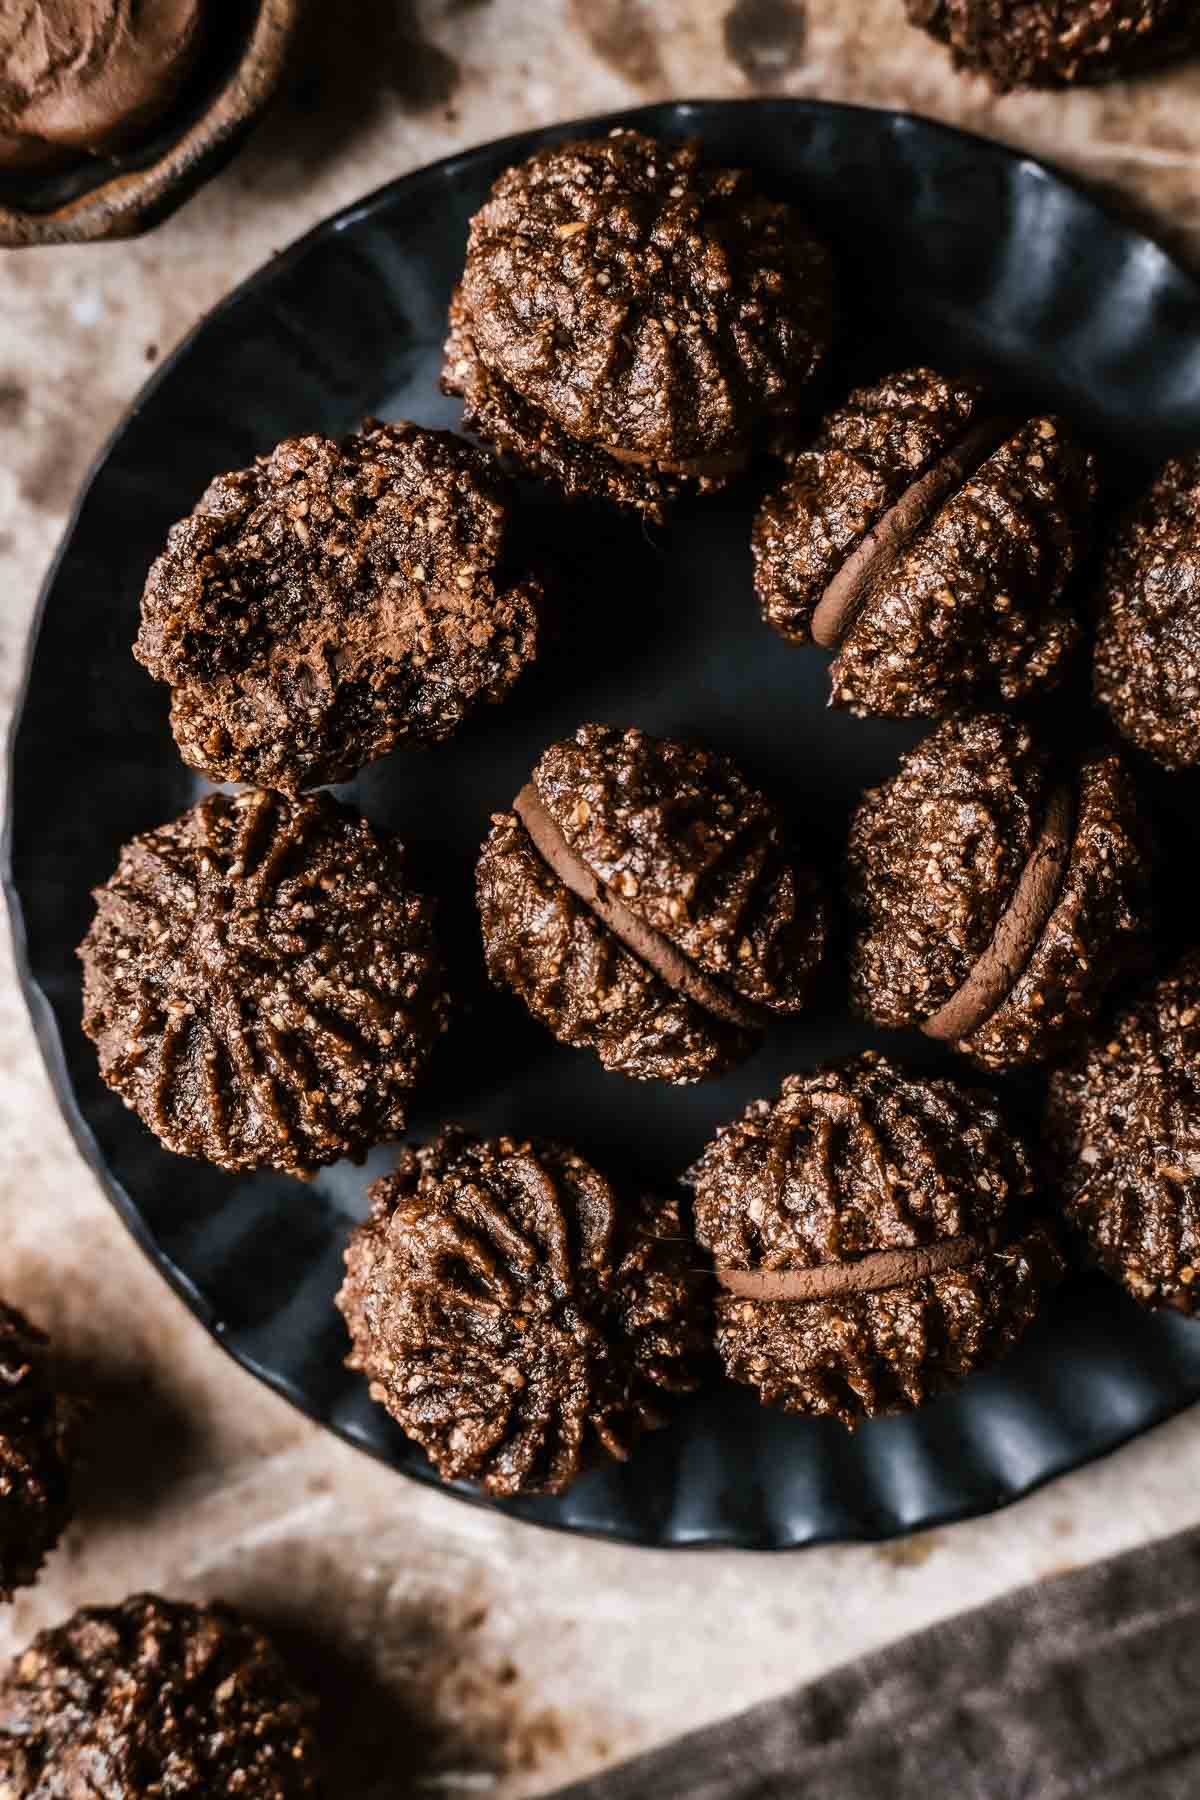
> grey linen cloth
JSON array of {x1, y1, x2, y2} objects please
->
[{"x1": 552, "y1": 1527, "x2": 1200, "y2": 1799}]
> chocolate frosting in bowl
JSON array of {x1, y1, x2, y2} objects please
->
[{"x1": 0, "y1": 0, "x2": 205, "y2": 165}]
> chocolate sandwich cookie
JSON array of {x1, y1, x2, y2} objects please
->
[
  {"x1": 847, "y1": 712, "x2": 1151, "y2": 1070},
  {"x1": 0, "y1": 1, "x2": 207, "y2": 170},
  {"x1": 0, "y1": 1594, "x2": 322, "y2": 1798},
  {"x1": 0, "y1": 1304, "x2": 76, "y2": 1600},
  {"x1": 476, "y1": 723, "x2": 827, "y2": 1083},
  {"x1": 688, "y1": 1054, "x2": 1063, "y2": 1424},
  {"x1": 904, "y1": 0, "x2": 1194, "y2": 91},
  {"x1": 135, "y1": 420, "x2": 542, "y2": 793},
  {"x1": 1094, "y1": 453, "x2": 1200, "y2": 769},
  {"x1": 752, "y1": 369, "x2": 1097, "y2": 717},
  {"x1": 441, "y1": 129, "x2": 835, "y2": 521},
  {"x1": 78, "y1": 788, "x2": 449, "y2": 1177},
  {"x1": 337, "y1": 1129, "x2": 708, "y2": 1497},
  {"x1": 1046, "y1": 951, "x2": 1200, "y2": 1313}
]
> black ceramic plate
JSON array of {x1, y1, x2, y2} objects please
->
[{"x1": 9, "y1": 101, "x2": 1200, "y2": 1550}]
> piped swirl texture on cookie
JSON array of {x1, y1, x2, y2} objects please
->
[
  {"x1": 337, "y1": 1129, "x2": 708, "y2": 1495},
  {"x1": 753, "y1": 368, "x2": 1097, "y2": 717},
  {"x1": 79, "y1": 788, "x2": 448, "y2": 1176},
  {"x1": 443, "y1": 130, "x2": 835, "y2": 519},
  {"x1": 476, "y1": 724, "x2": 826, "y2": 1083},
  {"x1": 688, "y1": 1054, "x2": 1061, "y2": 1424}
]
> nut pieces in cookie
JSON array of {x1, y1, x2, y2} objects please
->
[
  {"x1": 752, "y1": 368, "x2": 1097, "y2": 717},
  {"x1": 1046, "y1": 951, "x2": 1200, "y2": 1313},
  {"x1": 79, "y1": 788, "x2": 449, "y2": 1177},
  {"x1": 0, "y1": 1304, "x2": 75, "y2": 1600},
  {"x1": 442, "y1": 129, "x2": 835, "y2": 521},
  {"x1": 688, "y1": 1053, "x2": 1062, "y2": 1424},
  {"x1": 847, "y1": 712, "x2": 1151, "y2": 1071},
  {"x1": 1094, "y1": 452, "x2": 1200, "y2": 770},
  {"x1": 904, "y1": 0, "x2": 1195, "y2": 91},
  {"x1": 476, "y1": 723, "x2": 827, "y2": 1083},
  {"x1": 337, "y1": 1129, "x2": 709, "y2": 1496},
  {"x1": 135, "y1": 421, "x2": 542, "y2": 793},
  {"x1": 0, "y1": 1594, "x2": 321, "y2": 1798}
]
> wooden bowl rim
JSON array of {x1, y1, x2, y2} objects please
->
[{"x1": 0, "y1": 0, "x2": 300, "y2": 248}]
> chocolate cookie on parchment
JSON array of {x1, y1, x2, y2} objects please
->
[
  {"x1": 904, "y1": 0, "x2": 1195, "y2": 91},
  {"x1": 0, "y1": 1303, "x2": 76, "y2": 1600},
  {"x1": 0, "y1": 1594, "x2": 322, "y2": 1797}
]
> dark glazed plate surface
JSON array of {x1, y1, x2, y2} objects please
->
[{"x1": 8, "y1": 101, "x2": 1200, "y2": 1548}]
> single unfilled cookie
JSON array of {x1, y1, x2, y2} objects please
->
[
  {"x1": 0, "y1": 1594, "x2": 321, "y2": 1798},
  {"x1": 752, "y1": 368, "x2": 1097, "y2": 717},
  {"x1": 337, "y1": 1129, "x2": 709, "y2": 1496},
  {"x1": 135, "y1": 420, "x2": 542, "y2": 793},
  {"x1": 442, "y1": 129, "x2": 835, "y2": 520},
  {"x1": 1046, "y1": 951, "x2": 1200, "y2": 1312},
  {"x1": 78, "y1": 788, "x2": 449, "y2": 1177},
  {"x1": 847, "y1": 712, "x2": 1151, "y2": 1070},
  {"x1": 904, "y1": 0, "x2": 1194, "y2": 90},
  {"x1": 688, "y1": 1053, "x2": 1062, "y2": 1424},
  {"x1": 476, "y1": 723, "x2": 827, "y2": 1083},
  {"x1": 1094, "y1": 452, "x2": 1200, "y2": 769}
]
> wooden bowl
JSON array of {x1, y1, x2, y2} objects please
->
[{"x1": 0, "y1": 0, "x2": 301, "y2": 248}]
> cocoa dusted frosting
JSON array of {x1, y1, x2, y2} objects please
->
[
  {"x1": 0, "y1": 0, "x2": 206, "y2": 169},
  {"x1": 715, "y1": 1235, "x2": 988, "y2": 1302}
]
